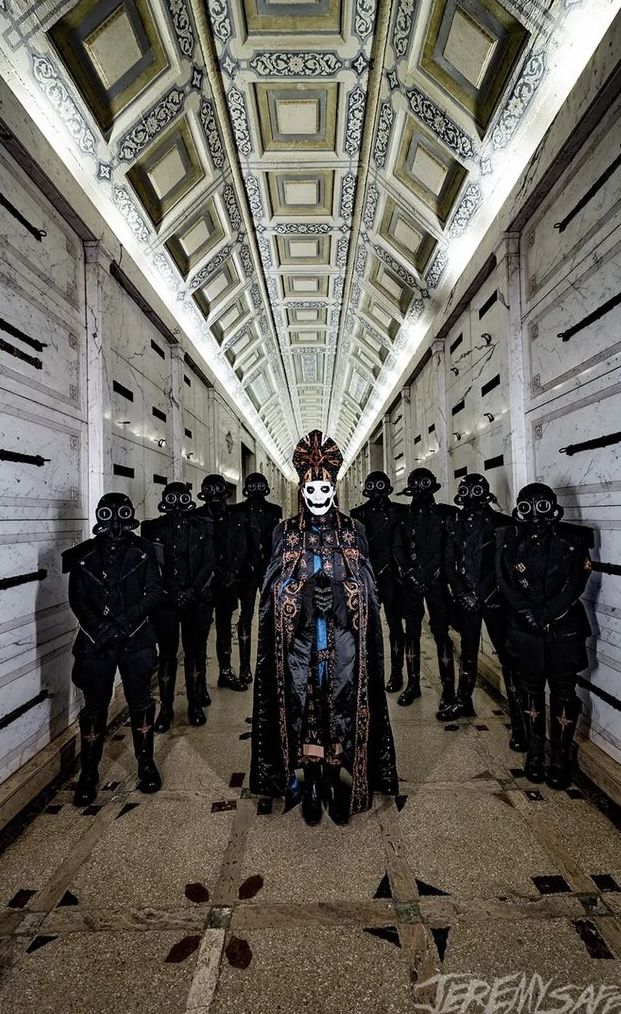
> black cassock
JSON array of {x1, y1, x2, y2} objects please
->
[{"x1": 250, "y1": 510, "x2": 398, "y2": 815}]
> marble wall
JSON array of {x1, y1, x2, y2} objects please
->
[
  {"x1": 0, "y1": 148, "x2": 287, "y2": 791},
  {"x1": 341, "y1": 89, "x2": 621, "y2": 768}
]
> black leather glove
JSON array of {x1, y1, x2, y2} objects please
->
[
  {"x1": 176, "y1": 587, "x2": 197, "y2": 609},
  {"x1": 94, "y1": 621, "x2": 122, "y2": 656},
  {"x1": 520, "y1": 608, "x2": 545, "y2": 632},
  {"x1": 313, "y1": 579, "x2": 333, "y2": 617},
  {"x1": 457, "y1": 591, "x2": 480, "y2": 612}
]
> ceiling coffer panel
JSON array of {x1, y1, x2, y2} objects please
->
[{"x1": 0, "y1": 0, "x2": 605, "y2": 471}]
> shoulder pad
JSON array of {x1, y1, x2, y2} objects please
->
[
  {"x1": 61, "y1": 539, "x2": 96, "y2": 573},
  {"x1": 349, "y1": 503, "x2": 365, "y2": 520},
  {"x1": 557, "y1": 520, "x2": 595, "y2": 549}
]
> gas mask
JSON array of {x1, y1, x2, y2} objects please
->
[
  {"x1": 243, "y1": 472, "x2": 270, "y2": 500},
  {"x1": 514, "y1": 483, "x2": 563, "y2": 527},
  {"x1": 454, "y1": 473, "x2": 494, "y2": 510},
  {"x1": 198, "y1": 473, "x2": 228, "y2": 519},
  {"x1": 301, "y1": 480, "x2": 336, "y2": 517},
  {"x1": 363, "y1": 470, "x2": 393, "y2": 500},
  {"x1": 158, "y1": 482, "x2": 194, "y2": 514},
  {"x1": 401, "y1": 468, "x2": 441, "y2": 504},
  {"x1": 93, "y1": 492, "x2": 138, "y2": 540}
]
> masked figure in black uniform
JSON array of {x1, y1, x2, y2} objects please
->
[
  {"x1": 398, "y1": 468, "x2": 456, "y2": 711},
  {"x1": 233, "y1": 473, "x2": 282, "y2": 685},
  {"x1": 62, "y1": 493, "x2": 164, "y2": 806},
  {"x1": 195, "y1": 474, "x2": 248, "y2": 692},
  {"x1": 445, "y1": 474, "x2": 525, "y2": 747},
  {"x1": 496, "y1": 483, "x2": 593, "y2": 788},
  {"x1": 141, "y1": 482, "x2": 215, "y2": 732},
  {"x1": 250, "y1": 431, "x2": 398, "y2": 826},
  {"x1": 350, "y1": 471, "x2": 408, "y2": 693}
]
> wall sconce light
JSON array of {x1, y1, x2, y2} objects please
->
[
  {"x1": 481, "y1": 333, "x2": 492, "y2": 345},
  {"x1": 483, "y1": 412, "x2": 495, "y2": 423},
  {"x1": 119, "y1": 420, "x2": 130, "y2": 426},
  {"x1": 450, "y1": 366, "x2": 459, "y2": 375},
  {"x1": 453, "y1": 432, "x2": 462, "y2": 441},
  {"x1": 158, "y1": 438, "x2": 166, "y2": 447},
  {"x1": 187, "y1": 452, "x2": 194, "y2": 459}
]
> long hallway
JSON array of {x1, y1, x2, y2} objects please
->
[{"x1": 1, "y1": 629, "x2": 620, "y2": 1014}]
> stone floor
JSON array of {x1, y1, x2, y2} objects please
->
[{"x1": 1, "y1": 625, "x2": 620, "y2": 1014}]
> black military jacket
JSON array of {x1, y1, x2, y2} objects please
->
[
  {"x1": 194, "y1": 502, "x2": 250, "y2": 589},
  {"x1": 141, "y1": 512, "x2": 214, "y2": 602},
  {"x1": 349, "y1": 498, "x2": 409, "y2": 584},
  {"x1": 445, "y1": 506, "x2": 512, "y2": 605},
  {"x1": 495, "y1": 521, "x2": 593, "y2": 674},
  {"x1": 232, "y1": 499, "x2": 283, "y2": 585},
  {"x1": 62, "y1": 534, "x2": 164, "y2": 656},
  {"x1": 405, "y1": 502, "x2": 457, "y2": 589}
]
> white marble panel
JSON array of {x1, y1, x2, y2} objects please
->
[
  {"x1": 522, "y1": 93, "x2": 621, "y2": 307},
  {"x1": 0, "y1": 151, "x2": 84, "y2": 315},
  {"x1": 101, "y1": 272, "x2": 173, "y2": 390},
  {"x1": 525, "y1": 233, "x2": 621, "y2": 401}
]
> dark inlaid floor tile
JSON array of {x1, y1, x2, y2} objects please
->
[
  {"x1": 363, "y1": 925, "x2": 401, "y2": 947},
  {"x1": 510, "y1": 767, "x2": 525, "y2": 777},
  {"x1": 116, "y1": 802, "x2": 140, "y2": 819},
  {"x1": 239, "y1": 732, "x2": 252, "y2": 741},
  {"x1": 432, "y1": 926, "x2": 450, "y2": 962},
  {"x1": 573, "y1": 918, "x2": 614, "y2": 959},
  {"x1": 185, "y1": 882, "x2": 209, "y2": 904},
  {"x1": 525, "y1": 790, "x2": 544, "y2": 801},
  {"x1": 444, "y1": 724, "x2": 460, "y2": 732},
  {"x1": 164, "y1": 934, "x2": 201, "y2": 963},
  {"x1": 566, "y1": 788, "x2": 585, "y2": 800},
  {"x1": 374, "y1": 872, "x2": 392, "y2": 899},
  {"x1": 111, "y1": 734, "x2": 125, "y2": 741},
  {"x1": 81, "y1": 805, "x2": 103, "y2": 816},
  {"x1": 211, "y1": 800, "x2": 237, "y2": 813},
  {"x1": 591, "y1": 874, "x2": 620, "y2": 892},
  {"x1": 257, "y1": 798, "x2": 273, "y2": 816},
  {"x1": 57, "y1": 890, "x2": 79, "y2": 907},
  {"x1": 395, "y1": 794, "x2": 408, "y2": 812},
  {"x1": 229, "y1": 772, "x2": 245, "y2": 788},
  {"x1": 44, "y1": 805, "x2": 63, "y2": 815},
  {"x1": 102, "y1": 781, "x2": 120, "y2": 791},
  {"x1": 416, "y1": 879, "x2": 449, "y2": 897},
  {"x1": 7, "y1": 888, "x2": 36, "y2": 909},
  {"x1": 475, "y1": 724, "x2": 489, "y2": 731},
  {"x1": 239, "y1": 875, "x2": 264, "y2": 900},
  {"x1": 26, "y1": 935, "x2": 57, "y2": 954},
  {"x1": 225, "y1": 935, "x2": 253, "y2": 968},
  {"x1": 532, "y1": 875, "x2": 571, "y2": 895},
  {"x1": 492, "y1": 709, "x2": 504, "y2": 716}
]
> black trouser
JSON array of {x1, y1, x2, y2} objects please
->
[
  {"x1": 237, "y1": 579, "x2": 259, "y2": 675},
  {"x1": 377, "y1": 574, "x2": 405, "y2": 680},
  {"x1": 197, "y1": 585, "x2": 237, "y2": 673},
  {"x1": 152, "y1": 602, "x2": 203, "y2": 672},
  {"x1": 456, "y1": 602, "x2": 525, "y2": 735},
  {"x1": 72, "y1": 645, "x2": 155, "y2": 718},
  {"x1": 404, "y1": 580, "x2": 453, "y2": 684}
]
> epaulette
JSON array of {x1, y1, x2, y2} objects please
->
[{"x1": 61, "y1": 538, "x2": 96, "y2": 574}]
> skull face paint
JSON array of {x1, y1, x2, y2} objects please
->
[{"x1": 302, "y1": 480, "x2": 336, "y2": 517}]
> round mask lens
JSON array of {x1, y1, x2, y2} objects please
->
[
  {"x1": 458, "y1": 485, "x2": 468, "y2": 497},
  {"x1": 422, "y1": 478, "x2": 431, "y2": 488},
  {"x1": 97, "y1": 506, "x2": 112, "y2": 521},
  {"x1": 536, "y1": 499, "x2": 552, "y2": 514},
  {"x1": 517, "y1": 501, "x2": 532, "y2": 515},
  {"x1": 165, "y1": 493, "x2": 176, "y2": 504},
  {"x1": 118, "y1": 505, "x2": 132, "y2": 520},
  {"x1": 180, "y1": 493, "x2": 191, "y2": 504},
  {"x1": 473, "y1": 485, "x2": 483, "y2": 497},
  {"x1": 377, "y1": 480, "x2": 385, "y2": 489}
]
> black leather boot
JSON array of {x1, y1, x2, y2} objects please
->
[
  {"x1": 385, "y1": 625, "x2": 404, "y2": 692},
  {"x1": 323, "y1": 764, "x2": 349, "y2": 826},
  {"x1": 154, "y1": 659, "x2": 176, "y2": 733},
  {"x1": 522, "y1": 689, "x2": 546, "y2": 783},
  {"x1": 504, "y1": 669, "x2": 527, "y2": 752},
  {"x1": 449, "y1": 665, "x2": 477, "y2": 719},
  {"x1": 301, "y1": 761, "x2": 323, "y2": 826},
  {"x1": 218, "y1": 668, "x2": 248, "y2": 691},
  {"x1": 130, "y1": 703, "x2": 162, "y2": 794},
  {"x1": 74, "y1": 709, "x2": 106, "y2": 807},
  {"x1": 547, "y1": 693, "x2": 579, "y2": 790},
  {"x1": 435, "y1": 639, "x2": 456, "y2": 721},
  {"x1": 185, "y1": 662, "x2": 206, "y2": 726},
  {"x1": 398, "y1": 639, "x2": 421, "y2": 705},
  {"x1": 194, "y1": 644, "x2": 211, "y2": 707}
]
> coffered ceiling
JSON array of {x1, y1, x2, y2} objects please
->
[{"x1": 0, "y1": 0, "x2": 615, "y2": 476}]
